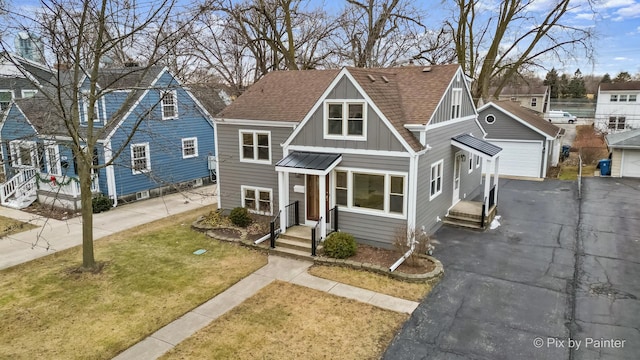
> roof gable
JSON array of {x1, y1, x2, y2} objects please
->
[
  {"x1": 480, "y1": 101, "x2": 560, "y2": 139},
  {"x1": 599, "y1": 81, "x2": 640, "y2": 91},
  {"x1": 606, "y1": 129, "x2": 640, "y2": 148}
]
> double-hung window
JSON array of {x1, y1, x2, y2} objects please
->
[
  {"x1": 182, "y1": 137, "x2": 198, "y2": 158},
  {"x1": 629, "y1": 95, "x2": 637, "y2": 102},
  {"x1": 610, "y1": 95, "x2": 618, "y2": 102},
  {"x1": 81, "y1": 92, "x2": 100, "y2": 123},
  {"x1": 21, "y1": 90, "x2": 37, "y2": 98},
  {"x1": 9, "y1": 140, "x2": 36, "y2": 167},
  {"x1": 530, "y1": 97, "x2": 537, "y2": 107},
  {"x1": 608, "y1": 116, "x2": 626, "y2": 130},
  {"x1": 241, "y1": 186, "x2": 272, "y2": 215},
  {"x1": 45, "y1": 143, "x2": 62, "y2": 176},
  {"x1": 0, "y1": 90, "x2": 14, "y2": 111},
  {"x1": 451, "y1": 89, "x2": 462, "y2": 119},
  {"x1": 239, "y1": 130, "x2": 271, "y2": 163},
  {"x1": 325, "y1": 102, "x2": 366, "y2": 139},
  {"x1": 334, "y1": 169, "x2": 406, "y2": 216},
  {"x1": 430, "y1": 160, "x2": 443, "y2": 199},
  {"x1": 131, "y1": 143, "x2": 150, "y2": 174},
  {"x1": 619, "y1": 95, "x2": 628, "y2": 102},
  {"x1": 161, "y1": 90, "x2": 178, "y2": 119}
]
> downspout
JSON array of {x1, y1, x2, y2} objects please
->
[{"x1": 390, "y1": 146, "x2": 424, "y2": 272}]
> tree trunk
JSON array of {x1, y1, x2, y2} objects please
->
[{"x1": 78, "y1": 155, "x2": 96, "y2": 270}]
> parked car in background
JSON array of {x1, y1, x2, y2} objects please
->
[{"x1": 546, "y1": 110, "x2": 577, "y2": 124}]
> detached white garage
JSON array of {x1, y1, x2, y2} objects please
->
[
  {"x1": 477, "y1": 101, "x2": 563, "y2": 179},
  {"x1": 606, "y1": 130, "x2": 640, "y2": 178},
  {"x1": 485, "y1": 140, "x2": 543, "y2": 178}
]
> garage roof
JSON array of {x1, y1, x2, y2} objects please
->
[{"x1": 606, "y1": 129, "x2": 640, "y2": 149}]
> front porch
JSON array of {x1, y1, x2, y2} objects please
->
[{"x1": 444, "y1": 190, "x2": 498, "y2": 229}]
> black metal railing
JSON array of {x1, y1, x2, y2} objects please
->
[
  {"x1": 284, "y1": 200, "x2": 299, "y2": 229},
  {"x1": 327, "y1": 205, "x2": 338, "y2": 236},
  {"x1": 488, "y1": 185, "x2": 496, "y2": 209},
  {"x1": 269, "y1": 210, "x2": 281, "y2": 249},
  {"x1": 311, "y1": 216, "x2": 322, "y2": 257}
]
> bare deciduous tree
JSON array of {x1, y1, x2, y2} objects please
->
[
  {"x1": 0, "y1": 0, "x2": 197, "y2": 271},
  {"x1": 447, "y1": 0, "x2": 595, "y2": 103}
]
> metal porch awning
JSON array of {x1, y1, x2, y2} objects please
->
[
  {"x1": 275, "y1": 151, "x2": 342, "y2": 175},
  {"x1": 451, "y1": 134, "x2": 502, "y2": 159}
]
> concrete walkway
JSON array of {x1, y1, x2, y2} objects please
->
[
  {"x1": 0, "y1": 185, "x2": 218, "y2": 270},
  {"x1": 114, "y1": 255, "x2": 419, "y2": 360}
]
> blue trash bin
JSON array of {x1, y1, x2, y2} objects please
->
[{"x1": 599, "y1": 159, "x2": 611, "y2": 176}]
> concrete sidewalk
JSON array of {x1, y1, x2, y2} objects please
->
[
  {"x1": 0, "y1": 185, "x2": 217, "y2": 270},
  {"x1": 114, "y1": 255, "x2": 419, "y2": 360}
]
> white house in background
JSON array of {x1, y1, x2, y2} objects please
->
[{"x1": 595, "y1": 81, "x2": 640, "y2": 133}]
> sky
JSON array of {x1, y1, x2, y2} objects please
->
[{"x1": 6, "y1": 0, "x2": 640, "y2": 77}]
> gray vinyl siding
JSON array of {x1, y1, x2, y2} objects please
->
[
  {"x1": 217, "y1": 123, "x2": 293, "y2": 214},
  {"x1": 478, "y1": 106, "x2": 545, "y2": 141},
  {"x1": 416, "y1": 119, "x2": 484, "y2": 234},
  {"x1": 338, "y1": 211, "x2": 405, "y2": 249},
  {"x1": 430, "y1": 73, "x2": 475, "y2": 125},
  {"x1": 338, "y1": 153, "x2": 409, "y2": 171},
  {"x1": 0, "y1": 77, "x2": 40, "y2": 99},
  {"x1": 289, "y1": 77, "x2": 406, "y2": 152}
]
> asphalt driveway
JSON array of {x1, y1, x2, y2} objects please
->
[{"x1": 384, "y1": 178, "x2": 640, "y2": 360}]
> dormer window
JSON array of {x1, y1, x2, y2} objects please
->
[
  {"x1": 81, "y1": 92, "x2": 100, "y2": 123},
  {"x1": 161, "y1": 90, "x2": 178, "y2": 119},
  {"x1": 325, "y1": 101, "x2": 366, "y2": 139}
]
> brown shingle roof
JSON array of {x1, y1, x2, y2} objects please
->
[
  {"x1": 600, "y1": 81, "x2": 640, "y2": 91},
  {"x1": 491, "y1": 100, "x2": 561, "y2": 138},
  {"x1": 217, "y1": 69, "x2": 340, "y2": 121},
  {"x1": 498, "y1": 84, "x2": 547, "y2": 96},
  {"x1": 217, "y1": 64, "x2": 462, "y2": 151}
]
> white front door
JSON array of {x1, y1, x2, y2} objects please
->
[{"x1": 453, "y1": 152, "x2": 461, "y2": 204}]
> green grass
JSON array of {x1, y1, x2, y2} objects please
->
[
  {"x1": 0, "y1": 208, "x2": 268, "y2": 360},
  {"x1": 161, "y1": 281, "x2": 408, "y2": 360},
  {"x1": 0, "y1": 215, "x2": 37, "y2": 237},
  {"x1": 558, "y1": 165, "x2": 597, "y2": 180}
]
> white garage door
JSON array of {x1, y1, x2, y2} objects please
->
[
  {"x1": 622, "y1": 150, "x2": 640, "y2": 177},
  {"x1": 486, "y1": 141, "x2": 543, "y2": 178}
]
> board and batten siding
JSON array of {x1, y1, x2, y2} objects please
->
[
  {"x1": 217, "y1": 123, "x2": 293, "y2": 214},
  {"x1": 478, "y1": 106, "x2": 545, "y2": 141},
  {"x1": 416, "y1": 119, "x2": 484, "y2": 234},
  {"x1": 429, "y1": 74, "x2": 475, "y2": 125},
  {"x1": 110, "y1": 71, "x2": 215, "y2": 197},
  {"x1": 289, "y1": 75, "x2": 405, "y2": 152}
]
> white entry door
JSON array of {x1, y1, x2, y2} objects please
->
[{"x1": 453, "y1": 152, "x2": 462, "y2": 204}]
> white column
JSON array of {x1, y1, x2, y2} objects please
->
[
  {"x1": 278, "y1": 171, "x2": 287, "y2": 233},
  {"x1": 484, "y1": 158, "x2": 491, "y2": 210},
  {"x1": 493, "y1": 156, "x2": 500, "y2": 205},
  {"x1": 319, "y1": 173, "x2": 327, "y2": 239}
]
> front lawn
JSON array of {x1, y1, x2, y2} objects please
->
[
  {"x1": 161, "y1": 281, "x2": 408, "y2": 360},
  {"x1": 0, "y1": 208, "x2": 268, "y2": 359},
  {"x1": 0, "y1": 215, "x2": 37, "y2": 237}
]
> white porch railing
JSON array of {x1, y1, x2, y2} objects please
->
[
  {"x1": 38, "y1": 173, "x2": 100, "y2": 197},
  {"x1": 1, "y1": 168, "x2": 37, "y2": 205}
]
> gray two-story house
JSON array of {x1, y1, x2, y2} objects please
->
[{"x1": 215, "y1": 65, "x2": 501, "y2": 249}]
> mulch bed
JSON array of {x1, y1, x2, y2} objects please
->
[
  {"x1": 208, "y1": 227, "x2": 242, "y2": 239},
  {"x1": 347, "y1": 244, "x2": 436, "y2": 274},
  {"x1": 21, "y1": 202, "x2": 80, "y2": 221}
]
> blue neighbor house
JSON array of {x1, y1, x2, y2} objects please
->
[{"x1": 0, "y1": 66, "x2": 216, "y2": 209}]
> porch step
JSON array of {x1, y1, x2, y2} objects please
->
[
  {"x1": 4, "y1": 194, "x2": 37, "y2": 210},
  {"x1": 277, "y1": 235, "x2": 323, "y2": 254},
  {"x1": 444, "y1": 205, "x2": 498, "y2": 230},
  {"x1": 269, "y1": 246, "x2": 316, "y2": 262},
  {"x1": 443, "y1": 217, "x2": 484, "y2": 230}
]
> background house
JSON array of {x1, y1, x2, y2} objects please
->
[
  {"x1": 606, "y1": 129, "x2": 640, "y2": 177},
  {"x1": 496, "y1": 84, "x2": 549, "y2": 114},
  {"x1": 0, "y1": 66, "x2": 216, "y2": 209},
  {"x1": 478, "y1": 100, "x2": 564, "y2": 179},
  {"x1": 0, "y1": 53, "x2": 53, "y2": 110},
  {"x1": 595, "y1": 81, "x2": 640, "y2": 133},
  {"x1": 215, "y1": 65, "x2": 501, "y2": 250}
]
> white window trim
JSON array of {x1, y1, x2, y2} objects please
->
[
  {"x1": 332, "y1": 167, "x2": 407, "y2": 219},
  {"x1": 238, "y1": 129, "x2": 272, "y2": 164},
  {"x1": 9, "y1": 140, "x2": 36, "y2": 168},
  {"x1": 80, "y1": 91, "x2": 101, "y2": 123},
  {"x1": 451, "y1": 88, "x2": 462, "y2": 119},
  {"x1": 0, "y1": 89, "x2": 15, "y2": 110},
  {"x1": 610, "y1": 94, "x2": 618, "y2": 102},
  {"x1": 240, "y1": 185, "x2": 273, "y2": 216},
  {"x1": 323, "y1": 101, "x2": 367, "y2": 141},
  {"x1": 429, "y1": 160, "x2": 444, "y2": 200},
  {"x1": 21, "y1": 89, "x2": 37, "y2": 98},
  {"x1": 181, "y1": 137, "x2": 198, "y2": 159},
  {"x1": 44, "y1": 143, "x2": 62, "y2": 176},
  {"x1": 468, "y1": 152, "x2": 474, "y2": 174},
  {"x1": 130, "y1": 142, "x2": 151, "y2": 174},
  {"x1": 530, "y1": 97, "x2": 537, "y2": 107},
  {"x1": 475, "y1": 154, "x2": 481, "y2": 169},
  {"x1": 161, "y1": 90, "x2": 178, "y2": 120}
]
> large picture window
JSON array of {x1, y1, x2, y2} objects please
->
[
  {"x1": 241, "y1": 186, "x2": 272, "y2": 215},
  {"x1": 239, "y1": 130, "x2": 271, "y2": 163},
  {"x1": 325, "y1": 101, "x2": 366, "y2": 139},
  {"x1": 334, "y1": 169, "x2": 406, "y2": 216}
]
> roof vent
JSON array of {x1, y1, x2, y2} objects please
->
[
  {"x1": 422, "y1": 66, "x2": 432, "y2": 72},
  {"x1": 381, "y1": 76, "x2": 389, "y2": 83},
  {"x1": 367, "y1": 74, "x2": 376, "y2": 82}
]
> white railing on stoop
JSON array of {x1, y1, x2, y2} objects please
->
[{"x1": 1, "y1": 168, "x2": 37, "y2": 205}]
